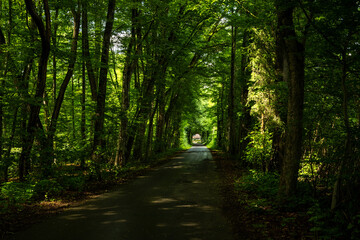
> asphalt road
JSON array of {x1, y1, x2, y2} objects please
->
[{"x1": 10, "y1": 146, "x2": 233, "y2": 240}]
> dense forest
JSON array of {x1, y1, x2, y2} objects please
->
[{"x1": 0, "y1": 0, "x2": 359, "y2": 238}]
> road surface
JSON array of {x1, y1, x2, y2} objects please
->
[{"x1": 10, "y1": 146, "x2": 233, "y2": 240}]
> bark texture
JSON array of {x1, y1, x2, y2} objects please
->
[
  {"x1": 276, "y1": 2, "x2": 305, "y2": 198},
  {"x1": 19, "y1": 0, "x2": 51, "y2": 180}
]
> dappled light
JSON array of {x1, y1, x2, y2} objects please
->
[{"x1": 151, "y1": 197, "x2": 178, "y2": 204}]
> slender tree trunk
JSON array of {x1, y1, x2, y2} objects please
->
[
  {"x1": 52, "y1": 8, "x2": 59, "y2": 102},
  {"x1": 163, "y1": 92, "x2": 179, "y2": 148},
  {"x1": 0, "y1": 69, "x2": 3, "y2": 180},
  {"x1": 135, "y1": 36, "x2": 170, "y2": 159},
  {"x1": 43, "y1": 91, "x2": 50, "y2": 131},
  {"x1": 154, "y1": 83, "x2": 166, "y2": 153},
  {"x1": 3, "y1": 107, "x2": 18, "y2": 182},
  {"x1": 19, "y1": 0, "x2": 51, "y2": 181},
  {"x1": 126, "y1": 73, "x2": 156, "y2": 161},
  {"x1": 217, "y1": 79, "x2": 225, "y2": 149},
  {"x1": 238, "y1": 30, "x2": 251, "y2": 160},
  {"x1": 115, "y1": 7, "x2": 139, "y2": 166},
  {"x1": 132, "y1": 120, "x2": 147, "y2": 161},
  {"x1": 0, "y1": 26, "x2": 5, "y2": 179},
  {"x1": 92, "y1": 0, "x2": 116, "y2": 177},
  {"x1": 145, "y1": 100, "x2": 158, "y2": 160},
  {"x1": 71, "y1": 77, "x2": 76, "y2": 140},
  {"x1": 331, "y1": 52, "x2": 352, "y2": 210},
  {"x1": 277, "y1": 3, "x2": 305, "y2": 198},
  {"x1": 45, "y1": 8, "x2": 80, "y2": 172},
  {"x1": 81, "y1": 45, "x2": 86, "y2": 168},
  {"x1": 228, "y1": 25, "x2": 237, "y2": 155},
  {"x1": 0, "y1": 0, "x2": 13, "y2": 181},
  {"x1": 82, "y1": 0, "x2": 97, "y2": 101}
]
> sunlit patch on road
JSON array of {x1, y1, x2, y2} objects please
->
[{"x1": 151, "y1": 197, "x2": 178, "y2": 204}]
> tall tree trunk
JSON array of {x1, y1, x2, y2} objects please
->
[
  {"x1": 52, "y1": 8, "x2": 59, "y2": 102},
  {"x1": 71, "y1": 77, "x2": 76, "y2": 140},
  {"x1": 0, "y1": 0, "x2": 14, "y2": 181},
  {"x1": 145, "y1": 100, "x2": 158, "y2": 160},
  {"x1": 115, "y1": 7, "x2": 139, "y2": 166},
  {"x1": 238, "y1": 30, "x2": 251, "y2": 160},
  {"x1": 19, "y1": 0, "x2": 51, "y2": 181},
  {"x1": 81, "y1": 45, "x2": 86, "y2": 168},
  {"x1": 154, "y1": 82, "x2": 166, "y2": 153},
  {"x1": 125, "y1": 72, "x2": 156, "y2": 161},
  {"x1": 92, "y1": 0, "x2": 116, "y2": 177},
  {"x1": 277, "y1": 3, "x2": 305, "y2": 198},
  {"x1": 3, "y1": 107, "x2": 18, "y2": 182},
  {"x1": 81, "y1": 0, "x2": 97, "y2": 101},
  {"x1": 45, "y1": 8, "x2": 80, "y2": 172},
  {"x1": 331, "y1": 51, "x2": 352, "y2": 210},
  {"x1": 228, "y1": 25, "x2": 237, "y2": 155},
  {"x1": 217, "y1": 79, "x2": 225, "y2": 149},
  {"x1": 132, "y1": 75, "x2": 160, "y2": 161},
  {"x1": 272, "y1": 2, "x2": 288, "y2": 173},
  {"x1": 0, "y1": 28, "x2": 5, "y2": 177},
  {"x1": 163, "y1": 92, "x2": 179, "y2": 147}
]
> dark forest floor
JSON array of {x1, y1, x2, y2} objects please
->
[{"x1": 212, "y1": 149, "x2": 313, "y2": 240}]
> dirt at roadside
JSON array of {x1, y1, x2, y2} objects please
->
[{"x1": 212, "y1": 149, "x2": 312, "y2": 240}]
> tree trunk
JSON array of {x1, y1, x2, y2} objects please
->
[
  {"x1": 52, "y1": 8, "x2": 59, "y2": 102},
  {"x1": 0, "y1": 31, "x2": 4, "y2": 179},
  {"x1": 46, "y1": 8, "x2": 80, "y2": 171},
  {"x1": 126, "y1": 73, "x2": 156, "y2": 161},
  {"x1": 217, "y1": 78, "x2": 225, "y2": 149},
  {"x1": 277, "y1": 3, "x2": 305, "y2": 198},
  {"x1": 145, "y1": 100, "x2": 158, "y2": 160},
  {"x1": 163, "y1": 92, "x2": 179, "y2": 148},
  {"x1": 228, "y1": 25, "x2": 237, "y2": 155},
  {"x1": 115, "y1": 7, "x2": 139, "y2": 166},
  {"x1": 331, "y1": 51, "x2": 352, "y2": 210},
  {"x1": 19, "y1": 0, "x2": 51, "y2": 181},
  {"x1": 71, "y1": 77, "x2": 76, "y2": 140},
  {"x1": 238, "y1": 30, "x2": 251, "y2": 160},
  {"x1": 3, "y1": 107, "x2": 18, "y2": 182},
  {"x1": 80, "y1": 46, "x2": 86, "y2": 168},
  {"x1": 92, "y1": 0, "x2": 116, "y2": 177},
  {"x1": 154, "y1": 82, "x2": 166, "y2": 153},
  {"x1": 82, "y1": 0, "x2": 97, "y2": 101}
]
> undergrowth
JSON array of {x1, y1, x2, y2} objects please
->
[{"x1": 234, "y1": 169, "x2": 360, "y2": 239}]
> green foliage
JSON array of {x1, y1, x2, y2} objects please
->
[
  {"x1": 234, "y1": 170, "x2": 279, "y2": 213},
  {"x1": 57, "y1": 176, "x2": 86, "y2": 192},
  {"x1": 0, "y1": 182, "x2": 35, "y2": 205},
  {"x1": 307, "y1": 203, "x2": 360, "y2": 240},
  {"x1": 33, "y1": 180, "x2": 64, "y2": 200},
  {"x1": 206, "y1": 137, "x2": 217, "y2": 149},
  {"x1": 245, "y1": 128, "x2": 273, "y2": 171},
  {"x1": 235, "y1": 170, "x2": 279, "y2": 200}
]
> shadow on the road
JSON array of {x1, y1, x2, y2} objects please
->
[{"x1": 10, "y1": 146, "x2": 232, "y2": 240}]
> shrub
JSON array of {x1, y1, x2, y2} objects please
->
[
  {"x1": 235, "y1": 170, "x2": 279, "y2": 199},
  {"x1": 0, "y1": 182, "x2": 35, "y2": 205},
  {"x1": 33, "y1": 179, "x2": 63, "y2": 200},
  {"x1": 245, "y1": 128, "x2": 273, "y2": 172},
  {"x1": 308, "y1": 203, "x2": 360, "y2": 239},
  {"x1": 58, "y1": 176, "x2": 86, "y2": 191}
]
